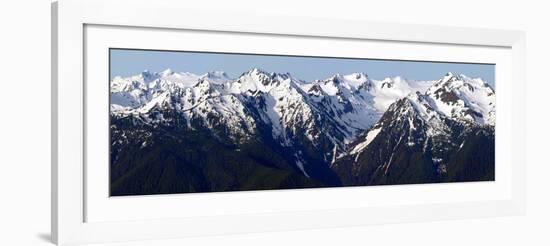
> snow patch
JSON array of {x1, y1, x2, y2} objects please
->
[{"x1": 350, "y1": 127, "x2": 382, "y2": 155}]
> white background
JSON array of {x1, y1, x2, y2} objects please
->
[{"x1": 0, "y1": 0, "x2": 547, "y2": 245}]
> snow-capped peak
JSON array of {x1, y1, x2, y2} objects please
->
[
  {"x1": 441, "y1": 72, "x2": 466, "y2": 83},
  {"x1": 160, "y1": 68, "x2": 174, "y2": 77},
  {"x1": 426, "y1": 73, "x2": 495, "y2": 125},
  {"x1": 443, "y1": 71, "x2": 455, "y2": 79},
  {"x1": 439, "y1": 72, "x2": 485, "y2": 86},
  {"x1": 245, "y1": 67, "x2": 270, "y2": 77},
  {"x1": 201, "y1": 70, "x2": 231, "y2": 84},
  {"x1": 346, "y1": 72, "x2": 369, "y2": 80},
  {"x1": 231, "y1": 68, "x2": 297, "y2": 94},
  {"x1": 139, "y1": 70, "x2": 159, "y2": 82},
  {"x1": 141, "y1": 69, "x2": 152, "y2": 76}
]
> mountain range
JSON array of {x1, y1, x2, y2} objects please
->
[{"x1": 110, "y1": 68, "x2": 495, "y2": 195}]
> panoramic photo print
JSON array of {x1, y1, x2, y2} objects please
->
[{"x1": 109, "y1": 48, "x2": 495, "y2": 196}]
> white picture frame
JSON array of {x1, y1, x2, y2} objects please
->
[{"x1": 52, "y1": 0, "x2": 526, "y2": 245}]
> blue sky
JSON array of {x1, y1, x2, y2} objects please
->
[{"x1": 110, "y1": 49, "x2": 495, "y2": 87}]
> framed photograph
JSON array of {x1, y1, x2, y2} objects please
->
[{"x1": 52, "y1": 0, "x2": 526, "y2": 245}]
